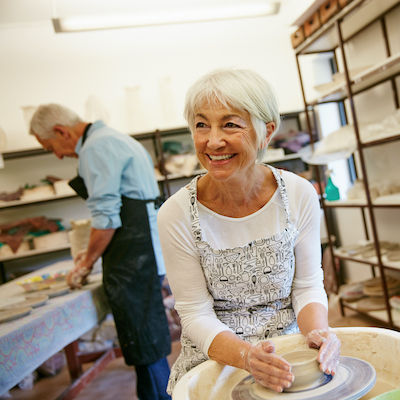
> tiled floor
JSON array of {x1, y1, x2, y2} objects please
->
[{"x1": 5, "y1": 298, "x2": 389, "y2": 399}]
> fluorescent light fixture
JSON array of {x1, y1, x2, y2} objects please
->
[{"x1": 52, "y1": 1, "x2": 280, "y2": 33}]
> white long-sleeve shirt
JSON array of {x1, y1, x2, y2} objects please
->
[{"x1": 158, "y1": 169, "x2": 327, "y2": 355}]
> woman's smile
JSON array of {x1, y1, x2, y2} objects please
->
[{"x1": 207, "y1": 153, "x2": 236, "y2": 161}]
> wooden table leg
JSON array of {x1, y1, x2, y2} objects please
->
[
  {"x1": 57, "y1": 348, "x2": 117, "y2": 400},
  {"x1": 64, "y1": 340, "x2": 82, "y2": 380}
]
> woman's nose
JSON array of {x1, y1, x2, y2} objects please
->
[{"x1": 207, "y1": 127, "x2": 225, "y2": 148}]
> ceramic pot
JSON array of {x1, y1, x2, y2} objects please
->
[{"x1": 281, "y1": 348, "x2": 322, "y2": 390}]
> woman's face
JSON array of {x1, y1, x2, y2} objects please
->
[{"x1": 193, "y1": 100, "x2": 259, "y2": 181}]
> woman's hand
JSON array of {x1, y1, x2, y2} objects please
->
[
  {"x1": 306, "y1": 329, "x2": 341, "y2": 375},
  {"x1": 244, "y1": 341, "x2": 294, "y2": 392}
]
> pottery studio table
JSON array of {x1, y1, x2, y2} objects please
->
[{"x1": 0, "y1": 260, "x2": 115, "y2": 399}]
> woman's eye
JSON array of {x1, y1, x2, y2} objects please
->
[
  {"x1": 195, "y1": 122, "x2": 206, "y2": 128},
  {"x1": 225, "y1": 122, "x2": 239, "y2": 128}
]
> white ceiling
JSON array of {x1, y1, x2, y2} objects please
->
[{"x1": 0, "y1": 0, "x2": 314, "y2": 28}]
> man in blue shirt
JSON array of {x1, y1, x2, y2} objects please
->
[{"x1": 30, "y1": 103, "x2": 171, "y2": 400}]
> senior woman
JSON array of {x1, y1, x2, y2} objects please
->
[{"x1": 157, "y1": 68, "x2": 340, "y2": 394}]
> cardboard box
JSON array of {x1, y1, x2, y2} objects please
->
[
  {"x1": 291, "y1": 26, "x2": 305, "y2": 48},
  {"x1": 319, "y1": 0, "x2": 340, "y2": 24},
  {"x1": 304, "y1": 11, "x2": 321, "y2": 37}
]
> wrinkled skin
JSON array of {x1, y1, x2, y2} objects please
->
[
  {"x1": 245, "y1": 341, "x2": 294, "y2": 392},
  {"x1": 306, "y1": 329, "x2": 341, "y2": 375},
  {"x1": 67, "y1": 251, "x2": 92, "y2": 289}
]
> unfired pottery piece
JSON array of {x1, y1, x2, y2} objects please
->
[
  {"x1": 1, "y1": 294, "x2": 48, "y2": 310},
  {"x1": 281, "y1": 349, "x2": 321, "y2": 392},
  {"x1": 41, "y1": 284, "x2": 70, "y2": 298},
  {"x1": 0, "y1": 307, "x2": 32, "y2": 323},
  {"x1": 231, "y1": 356, "x2": 376, "y2": 400},
  {"x1": 0, "y1": 295, "x2": 26, "y2": 308},
  {"x1": 355, "y1": 297, "x2": 387, "y2": 312}
]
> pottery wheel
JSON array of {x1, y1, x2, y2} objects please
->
[{"x1": 231, "y1": 356, "x2": 376, "y2": 400}]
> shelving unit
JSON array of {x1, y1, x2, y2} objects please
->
[{"x1": 292, "y1": 0, "x2": 400, "y2": 329}]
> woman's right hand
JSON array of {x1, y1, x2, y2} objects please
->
[{"x1": 244, "y1": 341, "x2": 294, "y2": 392}]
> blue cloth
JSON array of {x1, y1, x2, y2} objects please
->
[{"x1": 75, "y1": 120, "x2": 165, "y2": 275}]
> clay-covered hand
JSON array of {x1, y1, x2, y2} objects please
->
[
  {"x1": 244, "y1": 341, "x2": 294, "y2": 392},
  {"x1": 73, "y1": 250, "x2": 87, "y2": 265},
  {"x1": 306, "y1": 329, "x2": 341, "y2": 375},
  {"x1": 67, "y1": 258, "x2": 92, "y2": 289}
]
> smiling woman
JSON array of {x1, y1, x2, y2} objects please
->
[{"x1": 157, "y1": 68, "x2": 340, "y2": 396}]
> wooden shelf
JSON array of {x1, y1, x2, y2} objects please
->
[
  {"x1": 265, "y1": 153, "x2": 302, "y2": 163},
  {"x1": 295, "y1": 0, "x2": 400, "y2": 55},
  {"x1": 0, "y1": 193, "x2": 79, "y2": 209},
  {"x1": 341, "y1": 301, "x2": 400, "y2": 329},
  {"x1": 334, "y1": 250, "x2": 400, "y2": 272},
  {"x1": 325, "y1": 198, "x2": 400, "y2": 208},
  {"x1": 3, "y1": 148, "x2": 49, "y2": 160},
  {"x1": 157, "y1": 169, "x2": 206, "y2": 182},
  {"x1": 309, "y1": 52, "x2": 400, "y2": 105},
  {"x1": 361, "y1": 131, "x2": 400, "y2": 148},
  {"x1": 131, "y1": 127, "x2": 190, "y2": 140},
  {"x1": 0, "y1": 243, "x2": 71, "y2": 263}
]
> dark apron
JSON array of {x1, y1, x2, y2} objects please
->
[{"x1": 68, "y1": 126, "x2": 171, "y2": 365}]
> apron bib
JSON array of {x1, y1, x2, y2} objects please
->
[
  {"x1": 168, "y1": 166, "x2": 299, "y2": 392},
  {"x1": 102, "y1": 196, "x2": 171, "y2": 365}
]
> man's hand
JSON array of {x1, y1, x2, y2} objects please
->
[{"x1": 67, "y1": 252, "x2": 93, "y2": 289}]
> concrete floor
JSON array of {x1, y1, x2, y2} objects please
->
[{"x1": 5, "y1": 299, "x2": 388, "y2": 400}]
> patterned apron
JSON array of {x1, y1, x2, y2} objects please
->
[{"x1": 168, "y1": 166, "x2": 299, "y2": 393}]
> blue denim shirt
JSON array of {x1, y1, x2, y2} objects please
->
[{"x1": 75, "y1": 120, "x2": 165, "y2": 275}]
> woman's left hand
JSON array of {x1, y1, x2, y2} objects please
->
[{"x1": 306, "y1": 329, "x2": 341, "y2": 375}]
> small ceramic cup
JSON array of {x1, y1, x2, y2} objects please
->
[{"x1": 281, "y1": 348, "x2": 322, "y2": 391}]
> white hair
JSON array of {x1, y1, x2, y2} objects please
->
[
  {"x1": 29, "y1": 103, "x2": 83, "y2": 139},
  {"x1": 184, "y1": 69, "x2": 281, "y2": 163}
]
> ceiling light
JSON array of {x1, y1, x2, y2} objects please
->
[{"x1": 52, "y1": 2, "x2": 280, "y2": 33}]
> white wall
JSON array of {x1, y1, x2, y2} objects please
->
[{"x1": 0, "y1": 13, "x2": 304, "y2": 152}]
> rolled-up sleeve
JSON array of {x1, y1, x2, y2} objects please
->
[{"x1": 79, "y1": 140, "x2": 123, "y2": 229}]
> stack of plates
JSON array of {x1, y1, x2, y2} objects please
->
[
  {"x1": 0, "y1": 293, "x2": 49, "y2": 324},
  {"x1": 339, "y1": 282, "x2": 365, "y2": 302},
  {"x1": 0, "y1": 307, "x2": 32, "y2": 323},
  {"x1": 355, "y1": 297, "x2": 387, "y2": 312},
  {"x1": 389, "y1": 295, "x2": 400, "y2": 311},
  {"x1": 362, "y1": 276, "x2": 400, "y2": 297}
]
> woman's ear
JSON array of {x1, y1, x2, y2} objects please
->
[{"x1": 260, "y1": 122, "x2": 276, "y2": 149}]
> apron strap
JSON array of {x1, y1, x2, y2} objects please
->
[
  {"x1": 269, "y1": 166, "x2": 293, "y2": 226},
  {"x1": 142, "y1": 195, "x2": 165, "y2": 209}
]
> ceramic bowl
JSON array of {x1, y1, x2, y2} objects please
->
[{"x1": 281, "y1": 348, "x2": 322, "y2": 391}]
